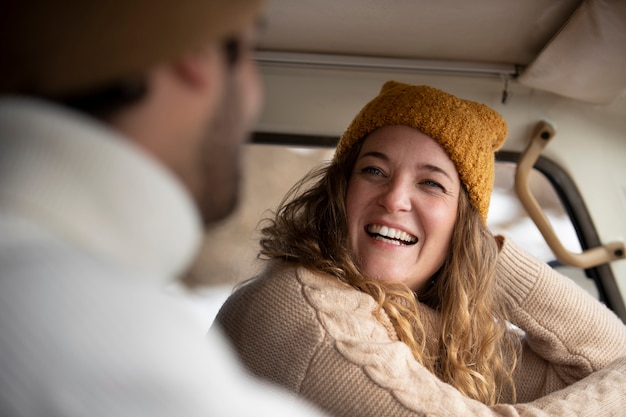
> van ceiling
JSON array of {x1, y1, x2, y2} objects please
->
[{"x1": 258, "y1": 0, "x2": 626, "y2": 104}]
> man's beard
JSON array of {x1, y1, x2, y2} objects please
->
[{"x1": 197, "y1": 75, "x2": 250, "y2": 226}]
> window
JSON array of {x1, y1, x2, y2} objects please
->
[
  {"x1": 181, "y1": 137, "x2": 625, "y2": 325},
  {"x1": 181, "y1": 144, "x2": 333, "y2": 327},
  {"x1": 489, "y1": 161, "x2": 598, "y2": 298}
]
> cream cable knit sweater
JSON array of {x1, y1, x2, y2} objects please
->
[{"x1": 215, "y1": 238, "x2": 626, "y2": 416}]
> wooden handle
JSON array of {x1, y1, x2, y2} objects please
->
[{"x1": 514, "y1": 121, "x2": 625, "y2": 269}]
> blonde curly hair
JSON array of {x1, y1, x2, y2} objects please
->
[{"x1": 259, "y1": 141, "x2": 520, "y2": 405}]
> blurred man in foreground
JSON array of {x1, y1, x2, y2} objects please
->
[{"x1": 0, "y1": 2, "x2": 324, "y2": 416}]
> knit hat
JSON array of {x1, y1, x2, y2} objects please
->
[
  {"x1": 336, "y1": 81, "x2": 507, "y2": 224},
  {"x1": 0, "y1": 0, "x2": 264, "y2": 97}
]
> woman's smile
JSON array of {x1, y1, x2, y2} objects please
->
[{"x1": 366, "y1": 224, "x2": 418, "y2": 246}]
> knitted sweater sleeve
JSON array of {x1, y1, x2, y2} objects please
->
[
  {"x1": 216, "y1": 262, "x2": 626, "y2": 417},
  {"x1": 494, "y1": 236, "x2": 626, "y2": 401}
]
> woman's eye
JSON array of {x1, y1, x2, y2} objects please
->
[
  {"x1": 362, "y1": 166, "x2": 383, "y2": 176},
  {"x1": 422, "y1": 179, "x2": 445, "y2": 191}
]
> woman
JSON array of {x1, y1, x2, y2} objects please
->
[{"x1": 214, "y1": 81, "x2": 626, "y2": 416}]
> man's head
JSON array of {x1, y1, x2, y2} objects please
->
[{"x1": 1, "y1": 1, "x2": 266, "y2": 225}]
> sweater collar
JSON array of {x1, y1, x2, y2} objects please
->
[{"x1": 0, "y1": 97, "x2": 202, "y2": 283}]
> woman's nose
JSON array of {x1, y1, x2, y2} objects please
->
[{"x1": 377, "y1": 178, "x2": 412, "y2": 212}]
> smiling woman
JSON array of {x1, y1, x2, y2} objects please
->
[{"x1": 212, "y1": 81, "x2": 626, "y2": 416}]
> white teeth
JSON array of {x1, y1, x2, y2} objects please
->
[
  {"x1": 374, "y1": 235, "x2": 402, "y2": 246},
  {"x1": 367, "y1": 224, "x2": 417, "y2": 244}
]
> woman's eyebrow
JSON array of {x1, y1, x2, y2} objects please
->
[
  {"x1": 358, "y1": 151, "x2": 388, "y2": 161},
  {"x1": 420, "y1": 163, "x2": 455, "y2": 181}
]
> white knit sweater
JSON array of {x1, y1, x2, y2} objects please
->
[{"x1": 0, "y1": 97, "x2": 324, "y2": 417}]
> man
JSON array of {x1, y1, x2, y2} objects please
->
[{"x1": 0, "y1": 2, "x2": 323, "y2": 416}]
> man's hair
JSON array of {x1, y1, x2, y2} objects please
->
[{"x1": 59, "y1": 38, "x2": 242, "y2": 120}]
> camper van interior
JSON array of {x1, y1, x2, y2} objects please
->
[
  {"x1": 4, "y1": 2, "x2": 626, "y2": 415},
  {"x1": 182, "y1": 0, "x2": 626, "y2": 324}
]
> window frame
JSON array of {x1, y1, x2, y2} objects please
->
[{"x1": 251, "y1": 132, "x2": 626, "y2": 320}]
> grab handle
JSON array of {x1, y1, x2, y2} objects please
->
[{"x1": 514, "y1": 121, "x2": 625, "y2": 269}]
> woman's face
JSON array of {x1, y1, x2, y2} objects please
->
[{"x1": 345, "y1": 125, "x2": 461, "y2": 291}]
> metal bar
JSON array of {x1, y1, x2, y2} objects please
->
[{"x1": 255, "y1": 51, "x2": 520, "y2": 78}]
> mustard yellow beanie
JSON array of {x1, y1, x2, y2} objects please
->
[{"x1": 336, "y1": 81, "x2": 507, "y2": 224}]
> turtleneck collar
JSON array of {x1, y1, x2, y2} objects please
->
[{"x1": 0, "y1": 97, "x2": 203, "y2": 283}]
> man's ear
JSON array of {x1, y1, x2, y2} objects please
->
[{"x1": 172, "y1": 45, "x2": 222, "y2": 90}]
